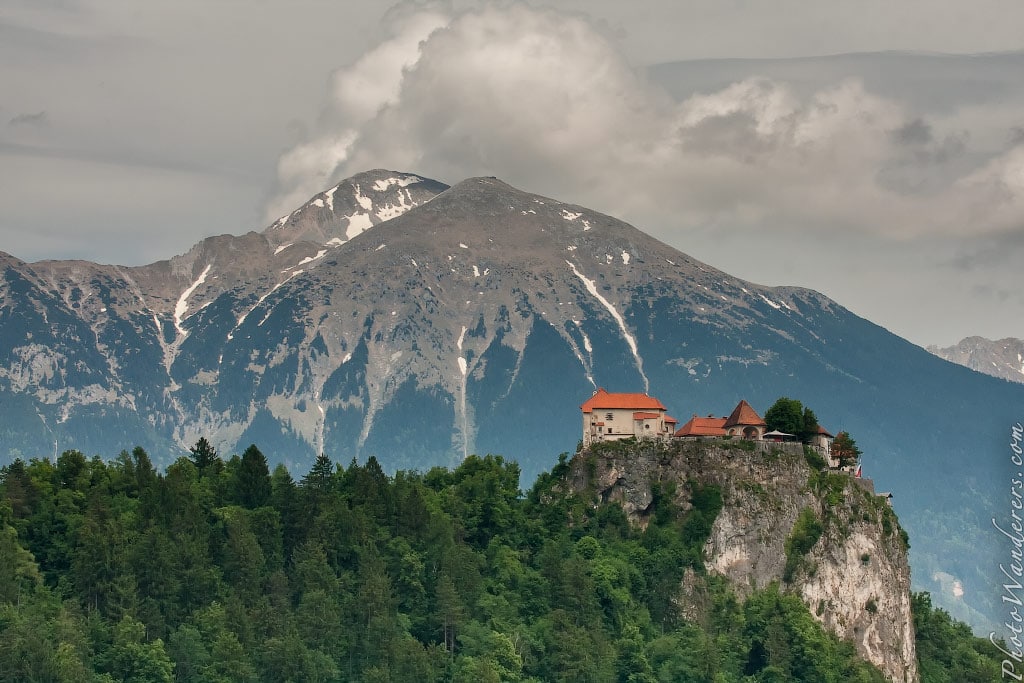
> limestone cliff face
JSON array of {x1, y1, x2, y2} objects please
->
[{"x1": 569, "y1": 439, "x2": 917, "y2": 683}]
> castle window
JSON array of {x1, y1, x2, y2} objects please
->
[
  {"x1": 605, "y1": 413, "x2": 613, "y2": 421},
  {"x1": 607, "y1": 427, "x2": 612, "y2": 434}
]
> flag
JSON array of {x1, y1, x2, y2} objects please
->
[{"x1": 854, "y1": 462, "x2": 862, "y2": 478}]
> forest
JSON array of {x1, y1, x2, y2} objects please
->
[{"x1": 0, "y1": 440, "x2": 1005, "y2": 682}]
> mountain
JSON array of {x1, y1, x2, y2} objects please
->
[
  {"x1": 0, "y1": 170, "x2": 447, "y2": 463},
  {"x1": 1, "y1": 169, "x2": 1022, "y2": 631},
  {"x1": 927, "y1": 336, "x2": 1024, "y2": 384}
]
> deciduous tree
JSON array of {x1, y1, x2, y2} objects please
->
[{"x1": 831, "y1": 432, "x2": 862, "y2": 469}]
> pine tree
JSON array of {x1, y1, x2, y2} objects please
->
[
  {"x1": 235, "y1": 445, "x2": 271, "y2": 509},
  {"x1": 189, "y1": 438, "x2": 221, "y2": 475}
]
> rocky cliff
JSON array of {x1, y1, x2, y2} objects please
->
[
  {"x1": 927, "y1": 335, "x2": 1024, "y2": 384},
  {"x1": 568, "y1": 438, "x2": 917, "y2": 683}
]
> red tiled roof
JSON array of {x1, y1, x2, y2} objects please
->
[
  {"x1": 581, "y1": 388, "x2": 667, "y2": 412},
  {"x1": 816, "y1": 425, "x2": 834, "y2": 438},
  {"x1": 633, "y1": 412, "x2": 662, "y2": 420},
  {"x1": 723, "y1": 400, "x2": 766, "y2": 428},
  {"x1": 665, "y1": 415, "x2": 678, "y2": 424},
  {"x1": 674, "y1": 415, "x2": 727, "y2": 437}
]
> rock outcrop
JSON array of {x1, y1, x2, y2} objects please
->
[
  {"x1": 927, "y1": 335, "x2": 1024, "y2": 384},
  {"x1": 568, "y1": 438, "x2": 917, "y2": 683}
]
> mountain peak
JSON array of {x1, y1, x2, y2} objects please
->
[
  {"x1": 263, "y1": 169, "x2": 448, "y2": 249},
  {"x1": 374, "y1": 173, "x2": 633, "y2": 253}
]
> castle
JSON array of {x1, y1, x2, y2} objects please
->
[{"x1": 580, "y1": 388, "x2": 839, "y2": 464}]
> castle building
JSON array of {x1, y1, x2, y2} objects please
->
[
  {"x1": 811, "y1": 425, "x2": 836, "y2": 458},
  {"x1": 580, "y1": 388, "x2": 677, "y2": 447},
  {"x1": 674, "y1": 414, "x2": 728, "y2": 438},
  {"x1": 674, "y1": 400, "x2": 768, "y2": 440},
  {"x1": 723, "y1": 399, "x2": 767, "y2": 440}
]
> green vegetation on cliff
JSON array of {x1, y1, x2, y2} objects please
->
[{"x1": 0, "y1": 443, "x2": 1000, "y2": 682}]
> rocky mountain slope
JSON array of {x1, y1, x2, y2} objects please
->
[
  {"x1": 0, "y1": 170, "x2": 447, "y2": 461},
  {"x1": 927, "y1": 336, "x2": 1024, "y2": 384},
  {"x1": 1, "y1": 169, "x2": 1022, "y2": 630},
  {"x1": 568, "y1": 439, "x2": 917, "y2": 682}
]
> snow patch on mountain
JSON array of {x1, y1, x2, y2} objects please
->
[
  {"x1": 294, "y1": 250, "x2": 327, "y2": 268},
  {"x1": 372, "y1": 174, "x2": 422, "y2": 192},
  {"x1": 174, "y1": 264, "x2": 212, "y2": 336},
  {"x1": 324, "y1": 186, "x2": 338, "y2": 211},
  {"x1": 376, "y1": 187, "x2": 418, "y2": 222},
  {"x1": 315, "y1": 397, "x2": 326, "y2": 457},
  {"x1": 567, "y1": 320, "x2": 596, "y2": 388},
  {"x1": 579, "y1": 326, "x2": 593, "y2": 354},
  {"x1": 566, "y1": 260, "x2": 648, "y2": 392},
  {"x1": 346, "y1": 213, "x2": 373, "y2": 240},
  {"x1": 353, "y1": 184, "x2": 373, "y2": 211}
]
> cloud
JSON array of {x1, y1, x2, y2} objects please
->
[
  {"x1": 8, "y1": 111, "x2": 48, "y2": 127},
  {"x1": 268, "y1": 3, "x2": 450, "y2": 219},
  {"x1": 269, "y1": 2, "x2": 1024, "y2": 242}
]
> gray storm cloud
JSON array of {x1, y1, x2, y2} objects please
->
[{"x1": 268, "y1": 2, "x2": 1024, "y2": 241}]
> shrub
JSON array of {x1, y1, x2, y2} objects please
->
[
  {"x1": 783, "y1": 508, "x2": 824, "y2": 582},
  {"x1": 803, "y1": 446, "x2": 826, "y2": 471}
]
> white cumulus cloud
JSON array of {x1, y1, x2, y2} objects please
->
[{"x1": 268, "y1": 2, "x2": 1024, "y2": 243}]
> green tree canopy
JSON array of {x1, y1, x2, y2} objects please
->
[{"x1": 765, "y1": 397, "x2": 821, "y2": 442}]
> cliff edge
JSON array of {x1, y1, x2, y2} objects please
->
[{"x1": 568, "y1": 438, "x2": 917, "y2": 683}]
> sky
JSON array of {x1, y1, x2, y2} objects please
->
[{"x1": 2, "y1": 0, "x2": 1023, "y2": 347}]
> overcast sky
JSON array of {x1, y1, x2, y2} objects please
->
[{"x1": 2, "y1": 0, "x2": 1023, "y2": 347}]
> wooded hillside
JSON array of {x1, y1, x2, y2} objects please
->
[{"x1": 0, "y1": 443, "x2": 1002, "y2": 682}]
